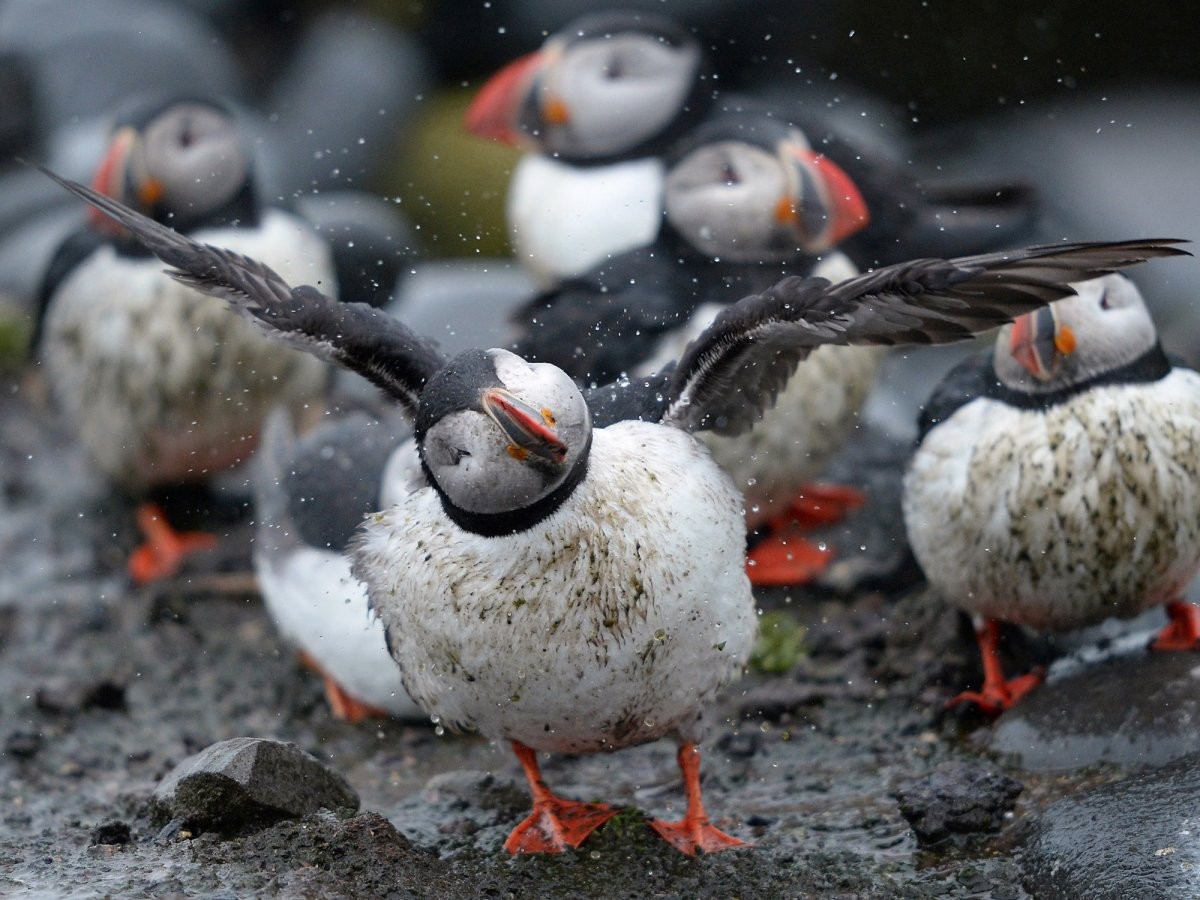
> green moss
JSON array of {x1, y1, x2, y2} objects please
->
[
  {"x1": 748, "y1": 611, "x2": 807, "y2": 675},
  {"x1": 0, "y1": 307, "x2": 33, "y2": 371}
]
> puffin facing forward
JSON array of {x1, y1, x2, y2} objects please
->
[
  {"x1": 43, "y1": 165, "x2": 1184, "y2": 855},
  {"x1": 904, "y1": 274, "x2": 1200, "y2": 715},
  {"x1": 34, "y1": 95, "x2": 335, "y2": 583}
]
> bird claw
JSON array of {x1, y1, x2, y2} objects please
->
[
  {"x1": 947, "y1": 668, "x2": 1045, "y2": 716},
  {"x1": 647, "y1": 815, "x2": 750, "y2": 856},
  {"x1": 504, "y1": 798, "x2": 619, "y2": 853}
]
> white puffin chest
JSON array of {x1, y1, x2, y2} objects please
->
[
  {"x1": 40, "y1": 211, "x2": 334, "y2": 488},
  {"x1": 353, "y1": 421, "x2": 757, "y2": 754},
  {"x1": 903, "y1": 370, "x2": 1200, "y2": 631},
  {"x1": 507, "y1": 154, "x2": 665, "y2": 285}
]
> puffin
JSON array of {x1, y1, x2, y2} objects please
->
[
  {"x1": 252, "y1": 406, "x2": 425, "y2": 723},
  {"x1": 511, "y1": 108, "x2": 878, "y2": 584},
  {"x1": 466, "y1": 10, "x2": 1039, "y2": 284},
  {"x1": 43, "y1": 163, "x2": 1183, "y2": 855},
  {"x1": 33, "y1": 95, "x2": 336, "y2": 583},
  {"x1": 903, "y1": 274, "x2": 1200, "y2": 715}
]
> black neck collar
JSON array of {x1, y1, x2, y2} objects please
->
[
  {"x1": 114, "y1": 179, "x2": 261, "y2": 258},
  {"x1": 985, "y1": 341, "x2": 1174, "y2": 410},
  {"x1": 421, "y1": 430, "x2": 593, "y2": 537}
]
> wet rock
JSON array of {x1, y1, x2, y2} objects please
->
[
  {"x1": 1022, "y1": 751, "x2": 1200, "y2": 898},
  {"x1": 988, "y1": 651, "x2": 1200, "y2": 771},
  {"x1": 893, "y1": 761, "x2": 1022, "y2": 846},
  {"x1": 149, "y1": 737, "x2": 359, "y2": 834},
  {"x1": 89, "y1": 820, "x2": 131, "y2": 847},
  {"x1": 4, "y1": 729, "x2": 42, "y2": 759}
]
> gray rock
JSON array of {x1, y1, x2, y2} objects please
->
[
  {"x1": 893, "y1": 761, "x2": 1022, "y2": 846},
  {"x1": 1022, "y1": 751, "x2": 1200, "y2": 899},
  {"x1": 988, "y1": 651, "x2": 1200, "y2": 771},
  {"x1": 150, "y1": 737, "x2": 359, "y2": 833}
]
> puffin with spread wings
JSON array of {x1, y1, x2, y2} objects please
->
[{"x1": 40, "y1": 166, "x2": 1185, "y2": 856}]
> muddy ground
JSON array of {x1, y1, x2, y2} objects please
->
[{"x1": 1, "y1": 375, "x2": 1198, "y2": 899}]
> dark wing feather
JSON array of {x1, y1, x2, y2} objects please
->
[
  {"x1": 662, "y1": 239, "x2": 1190, "y2": 435},
  {"x1": 39, "y1": 167, "x2": 446, "y2": 419}
]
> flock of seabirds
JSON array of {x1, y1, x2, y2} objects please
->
[{"x1": 18, "y1": 10, "x2": 1200, "y2": 856}]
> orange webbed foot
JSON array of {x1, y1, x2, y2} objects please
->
[
  {"x1": 949, "y1": 618, "x2": 1044, "y2": 716},
  {"x1": 1151, "y1": 601, "x2": 1200, "y2": 651},
  {"x1": 947, "y1": 669, "x2": 1044, "y2": 716},
  {"x1": 745, "y1": 531, "x2": 834, "y2": 586},
  {"x1": 648, "y1": 815, "x2": 750, "y2": 856},
  {"x1": 505, "y1": 741, "x2": 618, "y2": 854},
  {"x1": 504, "y1": 797, "x2": 620, "y2": 853},
  {"x1": 127, "y1": 502, "x2": 218, "y2": 585},
  {"x1": 783, "y1": 482, "x2": 866, "y2": 529},
  {"x1": 647, "y1": 743, "x2": 751, "y2": 856},
  {"x1": 296, "y1": 651, "x2": 389, "y2": 723}
]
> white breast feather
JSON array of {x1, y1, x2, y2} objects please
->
[
  {"x1": 354, "y1": 421, "x2": 757, "y2": 754},
  {"x1": 904, "y1": 371, "x2": 1200, "y2": 631},
  {"x1": 508, "y1": 155, "x2": 665, "y2": 285},
  {"x1": 41, "y1": 210, "x2": 334, "y2": 487}
]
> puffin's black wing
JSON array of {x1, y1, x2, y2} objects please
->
[
  {"x1": 40, "y1": 168, "x2": 446, "y2": 419},
  {"x1": 661, "y1": 239, "x2": 1190, "y2": 436}
]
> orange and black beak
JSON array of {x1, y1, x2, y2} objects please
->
[
  {"x1": 482, "y1": 387, "x2": 568, "y2": 464},
  {"x1": 88, "y1": 125, "x2": 164, "y2": 231},
  {"x1": 466, "y1": 46, "x2": 567, "y2": 147},
  {"x1": 1010, "y1": 306, "x2": 1076, "y2": 380},
  {"x1": 775, "y1": 140, "x2": 869, "y2": 251}
]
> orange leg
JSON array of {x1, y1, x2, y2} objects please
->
[
  {"x1": 127, "y1": 502, "x2": 218, "y2": 585},
  {"x1": 947, "y1": 619, "x2": 1044, "y2": 716},
  {"x1": 647, "y1": 744, "x2": 750, "y2": 856},
  {"x1": 297, "y1": 650, "x2": 390, "y2": 723},
  {"x1": 1151, "y1": 601, "x2": 1200, "y2": 651},
  {"x1": 504, "y1": 741, "x2": 618, "y2": 854}
]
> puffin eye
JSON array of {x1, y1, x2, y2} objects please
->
[
  {"x1": 720, "y1": 161, "x2": 739, "y2": 185},
  {"x1": 603, "y1": 54, "x2": 624, "y2": 79},
  {"x1": 1098, "y1": 290, "x2": 1111, "y2": 310}
]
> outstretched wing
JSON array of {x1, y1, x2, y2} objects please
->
[
  {"x1": 39, "y1": 166, "x2": 446, "y2": 419},
  {"x1": 662, "y1": 239, "x2": 1190, "y2": 434}
]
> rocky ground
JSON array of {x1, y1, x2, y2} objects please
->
[{"x1": 2, "y1": 375, "x2": 1199, "y2": 900}]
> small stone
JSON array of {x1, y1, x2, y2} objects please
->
[
  {"x1": 89, "y1": 820, "x2": 132, "y2": 847},
  {"x1": 149, "y1": 737, "x2": 359, "y2": 835},
  {"x1": 893, "y1": 761, "x2": 1022, "y2": 846},
  {"x1": 4, "y1": 729, "x2": 42, "y2": 759},
  {"x1": 34, "y1": 676, "x2": 127, "y2": 714}
]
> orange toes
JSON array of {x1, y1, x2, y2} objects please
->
[
  {"x1": 128, "y1": 503, "x2": 218, "y2": 585},
  {"x1": 647, "y1": 816, "x2": 750, "y2": 856},
  {"x1": 783, "y1": 482, "x2": 866, "y2": 528},
  {"x1": 504, "y1": 798, "x2": 619, "y2": 854},
  {"x1": 1151, "y1": 601, "x2": 1200, "y2": 651},
  {"x1": 745, "y1": 531, "x2": 834, "y2": 587},
  {"x1": 947, "y1": 668, "x2": 1044, "y2": 717}
]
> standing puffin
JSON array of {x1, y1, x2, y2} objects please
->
[
  {"x1": 252, "y1": 406, "x2": 425, "y2": 723},
  {"x1": 34, "y1": 95, "x2": 336, "y2": 583},
  {"x1": 903, "y1": 274, "x2": 1200, "y2": 715},
  {"x1": 512, "y1": 109, "x2": 877, "y2": 584},
  {"x1": 44, "y1": 164, "x2": 1182, "y2": 855},
  {"x1": 467, "y1": 11, "x2": 1038, "y2": 284}
]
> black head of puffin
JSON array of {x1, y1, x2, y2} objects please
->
[
  {"x1": 662, "y1": 112, "x2": 869, "y2": 262},
  {"x1": 996, "y1": 273, "x2": 1161, "y2": 391},
  {"x1": 89, "y1": 94, "x2": 253, "y2": 232},
  {"x1": 414, "y1": 349, "x2": 592, "y2": 521},
  {"x1": 466, "y1": 11, "x2": 704, "y2": 160}
]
